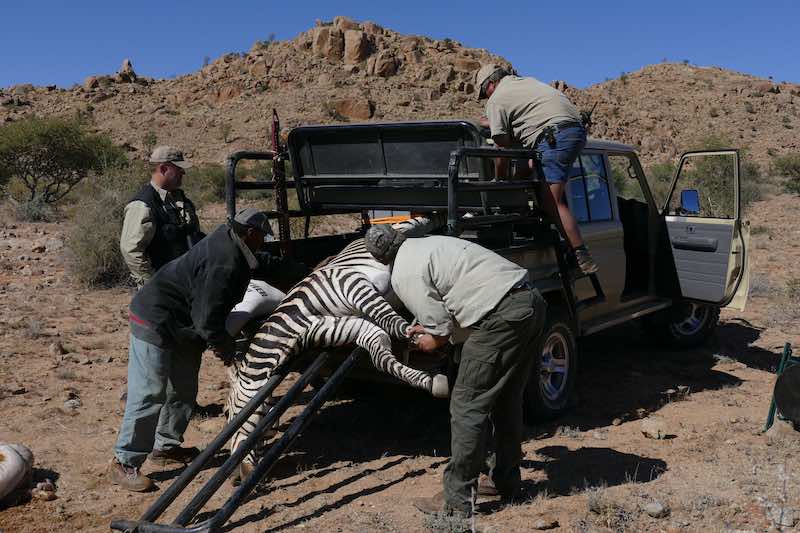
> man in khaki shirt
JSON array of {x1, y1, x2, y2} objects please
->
[
  {"x1": 120, "y1": 146, "x2": 203, "y2": 288},
  {"x1": 365, "y1": 225, "x2": 546, "y2": 519},
  {"x1": 475, "y1": 64, "x2": 598, "y2": 275}
]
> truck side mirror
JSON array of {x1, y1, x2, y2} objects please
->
[{"x1": 680, "y1": 189, "x2": 701, "y2": 215}]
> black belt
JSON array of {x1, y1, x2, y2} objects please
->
[{"x1": 535, "y1": 121, "x2": 583, "y2": 147}]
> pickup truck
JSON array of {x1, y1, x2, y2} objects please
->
[{"x1": 225, "y1": 119, "x2": 751, "y2": 422}]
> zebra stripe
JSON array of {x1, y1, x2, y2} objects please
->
[{"x1": 227, "y1": 214, "x2": 448, "y2": 466}]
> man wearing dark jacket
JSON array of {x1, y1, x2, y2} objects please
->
[
  {"x1": 109, "y1": 208, "x2": 270, "y2": 492},
  {"x1": 120, "y1": 145, "x2": 204, "y2": 288}
]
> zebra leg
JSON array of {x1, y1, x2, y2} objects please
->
[
  {"x1": 226, "y1": 355, "x2": 281, "y2": 471},
  {"x1": 303, "y1": 316, "x2": 449, "y2": 398}
]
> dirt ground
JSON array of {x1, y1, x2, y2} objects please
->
[{"x1": 1, "y1": 194, "x2": 799, "y2": 533}]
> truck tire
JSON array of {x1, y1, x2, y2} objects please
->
[
  {"x1": 523, "y1": 313, "x2": 578, "y2": 424},
  {"x1": 643, "y1": 302, "x2": 720, "y2": 349}
]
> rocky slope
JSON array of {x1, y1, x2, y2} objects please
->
[{"x1": 1, "y1": 16, "x2": 798, "y2": 169}]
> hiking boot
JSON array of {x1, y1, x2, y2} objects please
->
[
  {"x1": 148, "y1": 446, "x2": 200, "y2": 467},
  {"x1": 229, "y1": 461, "x2": 255, "y2": 487},
  {"x1": 477, "y1": 474, "x2": 499, "y2": 497},
  {"x1": 108, "y1": 458, "x2": 155, "y2": 492},
  {"x1": 412, "y1": 491, "x2": 446, "y2": 515},
  {"x1": 575, "y1": 247, "x2": 599, "y2": 275}
]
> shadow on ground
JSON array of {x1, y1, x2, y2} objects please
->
[{"x1": 185, "y1": 318, "x2": 775, "y2": 528}]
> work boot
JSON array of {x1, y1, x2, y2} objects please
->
[
  {"x1": 575, "y1": 246, "x2": 599, "y2": 275},
  {"x1": 229, "y1": 461, "x2": 255, "y2": 487},
  {"x1": 412, "y1": 490, "x2": 446, "y2": 515},
  {"x1": 108, "y1": 458, "x2": 155, "y2": 492},
  {"x1": 477, "y1": 474, "x2": 499, "y2": 497},
  {"x1": 148, "y1": 446, "x2": 200, "y2": 467}
]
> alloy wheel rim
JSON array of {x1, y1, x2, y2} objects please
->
[
  {"x1": 539, "y1": 331, "x2": 569, "y2": 402},
  {"x1": 670, "y1": 303, "x2": 710, "y2": 337}
]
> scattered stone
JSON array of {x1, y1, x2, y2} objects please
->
[
  {"x1": 611, "y1": 417, "x2": 623, "y2": 426},
  {"x1": 644, "y1": 501, "x2": 670, "y2": 518},
  {"x1": 531, "y1": 516, "x2": 559, "y2": 530},
  {"x1": 30, "y1": 243, "x2": 46, "y2": 253},
  {"x1": 36, "y1": 479, "x2": 56, "y2": 492},
  {"x1": 49, "y1": 341, "x2": 68, "y2": 357},
  {"x1": 32, "y1": 488, "x2": 57, "y2": 501},
  {"x1": 12, "y1": 386, "x2": 26, "y2": 395},
  {"x1": 767, "y1": 506, "x2": 799, "y2": 527},
  {"x1": 641, "y1": 416, "x2": 670, "y2": 439},
  {"x1": 63, "y1": 398, "x2": 81, "y2": 410},
  {"x1": 332, "y1": 97, "x2": 375, "y2": 120}
]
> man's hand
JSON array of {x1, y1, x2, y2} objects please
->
[{"x1": 413, "y1": 333, "x2": 450, "y2": 353}]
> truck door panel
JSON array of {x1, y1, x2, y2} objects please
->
[{"x1": 662, "y1": 150, "x2": 748, "y2": 307}]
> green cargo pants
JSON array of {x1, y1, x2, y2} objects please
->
[{"x1": 443, "y1": 287, "x2": 546, "y2": 515}]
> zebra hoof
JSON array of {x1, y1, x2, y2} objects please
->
[{"x1": 430, "y1": 374, "x2": 449, "y2": 398}]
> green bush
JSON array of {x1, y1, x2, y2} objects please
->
[
  {"x1": 182, "y1": 163, "x2": 227, "y2": 205},
  {"x1": 0, "y1": 116, "x2": 125, "y2": 206},
  {"x1": 772, "y1": 153, "x2": 800, "y2": 195},
  {"x1": 65, "y1": 161, "x2": 147, "y2": 287},
  {"x1": 682, "y1": 134, "x2": 762, "y2": 215}
]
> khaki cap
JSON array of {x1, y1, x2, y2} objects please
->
[
  {"x1": 149, "y1": 145, "x2": 192, "y2": 169},
  {"x1": 475, "y1": 63, "x2": 502, "y2": 100}
]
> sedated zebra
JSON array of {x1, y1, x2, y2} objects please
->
[{"x1": 226, "y1": 214, "x2": 448, "y2": 476}]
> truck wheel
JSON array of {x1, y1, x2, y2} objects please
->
[
  {"x1": 643, "y1": 302, "x2": 720, "y2": 349},
  {"x1": 523, "y1": 314, "x2": 578, "y2": 423}
]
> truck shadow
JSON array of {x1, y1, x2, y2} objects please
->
[{"x1": 559, "y1": 320, "x2": 777, "y2": 432}]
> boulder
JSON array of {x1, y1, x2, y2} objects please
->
[
  {"x1": 452, "y1": 57, "x2": 481, "y2": 73},
  {"x1": 362, "y1": 21, "x2": 383, "y2": 35},
  {"x1": 84, "y1": 76, "x2": 100, "y2": 90},
  {"x1": 333, "y1": 97, "x2": 375, "y2": 120},
  {"x1": 399, "y1": 36, "x2": 422, "y2": 52},
  {"x1": 249, "y1": 61, "x2": 269, "y2": 78},
  {"x1": 333, "y1": 16, "x2": 360, "y2": 32},
  {"x1": 209, "y1": 84, "x2": 242, "y2": 104},
  {"x1": 117, "y1": 58, "x2": 137, "y2": 83},
  {"x1": 312, "y1": 27, "x2": 344, "y2": 61},
  {"x1": 344, "y1": 30, "x2": 370, "y2": 64},
  {"x1": 372, "y1": 50, "x2": 398, "y2": 77}
]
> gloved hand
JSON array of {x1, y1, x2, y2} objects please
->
[{"x1": 210, "y1": 336, "x2": 237, "y2": 366}]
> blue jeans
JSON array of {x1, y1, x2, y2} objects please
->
[
  {"x1": 114, "y1": 334, "x2": 203, "y2": 467},
  {"x1": 535, "y1": 125, "x2": 587, "y2": 184}
]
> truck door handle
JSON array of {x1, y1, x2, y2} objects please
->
[{"x1": 671, "y1": 237, "x2": 718, "y2": 252}]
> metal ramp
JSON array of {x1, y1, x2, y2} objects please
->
[{"x1": 110, "y1": 349, "x2": 362, "y2": 533}]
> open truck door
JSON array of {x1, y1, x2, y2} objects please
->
[{"x1": 662, "y1": 150, "x2": 750, "y2": 310}]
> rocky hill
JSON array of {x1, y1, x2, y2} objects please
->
[{"x1": 1, "y1": 16, "x2": 798, "y2": 169}]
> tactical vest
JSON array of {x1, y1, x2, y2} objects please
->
[{"x1": 131, "y1": 184, "x2": 204, "y2": 271}]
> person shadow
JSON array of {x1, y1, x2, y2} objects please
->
[{"x1": 178, "y1": 317, "x2": 768, "y2": 528}]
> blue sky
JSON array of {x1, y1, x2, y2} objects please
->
[{"x1": 1, "y1": 0, "x2": 797, "y2": 89}]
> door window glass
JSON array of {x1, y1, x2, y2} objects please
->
[
  {"x1": 566, "y1": 153, "x2": 612, "y2": 222},
  {"x1": 667, "y1": 153, "x2": 735, "y2": 219}
]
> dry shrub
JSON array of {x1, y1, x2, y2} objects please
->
[{"x1": 65, "y1": 162, "x2": 147, "y2": 287}]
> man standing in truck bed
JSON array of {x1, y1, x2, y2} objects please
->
[{"x1": 475, "y1": 64, "x2": 598, "y2": 275}]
